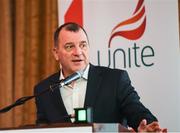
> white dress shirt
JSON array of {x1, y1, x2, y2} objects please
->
[{"x1": 59, "y1": 65, "x2": 89, "y2": 121}]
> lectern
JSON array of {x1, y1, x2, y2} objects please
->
[{"x1": 0, "y1": 123, "x2": 129, "y2": 132}]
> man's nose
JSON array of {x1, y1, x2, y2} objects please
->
[{"x1": 73, "y1": 46, "x2": 82, "y2": 55}]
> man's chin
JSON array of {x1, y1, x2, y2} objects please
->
[{"x1": 72, "y1": 66, "x2": 87, "y2": 72}]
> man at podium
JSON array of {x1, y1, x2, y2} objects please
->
[{"x1": 34, "y1": 22, "x2": 167, "y2": 132}]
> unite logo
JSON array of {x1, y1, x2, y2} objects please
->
[
  {"x1": 63, "y1": 0, "x2": 155, "y2": 69},
  {"x1": 108, "y1": 0, "x2": 146, "y2": 47}
]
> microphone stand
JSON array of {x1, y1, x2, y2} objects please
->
[{"x1": 0, "y1": 82, "x2": 61, "y2": 113}]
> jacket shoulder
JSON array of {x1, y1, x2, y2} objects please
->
[
  {"x1": 92, "y1": 65, "x2": 127, "y2": 74},
  {"x1": 34, "y1": 72, "x2": 60, "y2": 92},
  {"x1": 90, "y1": 65, "x2": 130, "y2": 81}
]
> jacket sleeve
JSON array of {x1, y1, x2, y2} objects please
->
[
  {"x1": 116, "y1": 70, "x2": 157, "y2": 130},
  {"x1": 34, "y1": 85, "x2": 49, "y2": 125}
]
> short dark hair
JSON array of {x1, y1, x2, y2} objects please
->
[{"x1": 54, "y1": 22, "x2": 89, "y2": 47}]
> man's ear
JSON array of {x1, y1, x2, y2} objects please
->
[{"x1": 52, "y1": 47, "x2": 59, "y2": 61}]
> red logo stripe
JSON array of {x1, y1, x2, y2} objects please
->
[
  {"x1": 111, "y1": 6, "x2": 145, "y2": 34},
  {"x1": 109, "y1": 17, "x2": 146, "y2": 48},
  {"x1": 133, "y1": 0, "x2": 144, "y2": 14},
  {"x1": 108, "y1": 0, "x2": 146, "y2": 48},
  {"x1": 64, "y1": 0, "x2": 83, "y2": 27}
]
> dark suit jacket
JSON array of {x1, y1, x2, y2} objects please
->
[{"x1": 34, "y1": 64, "x2": 157, "y2": 130}]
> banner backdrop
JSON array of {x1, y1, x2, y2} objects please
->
[{"x1": 58, "y1": 0, "x2": 180, "y2": 131}]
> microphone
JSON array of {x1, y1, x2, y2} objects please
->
[
  {"x1": 58, "y1": 70, "x2": 84, "y2": 87},
  {"x1": 0, "y1": 70, "x2": 84, "y2": 113}
]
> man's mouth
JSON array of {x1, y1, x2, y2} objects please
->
[{"x1": 72, "y1": 59, "x2": 83, "y2": 62}]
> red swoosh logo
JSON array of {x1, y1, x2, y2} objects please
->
[
  {"x1": 64, "y1": 0, "x2": 83, "y2": 27},
  {"x1": 109, "y1": 0, "x2": 146, "y2": 48}
]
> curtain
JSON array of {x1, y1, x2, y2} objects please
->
[{"x1": 0, "y1": 0, "x2": 58, "y2": 128}]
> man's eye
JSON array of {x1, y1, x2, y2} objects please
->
[
  {"x1": 80, "y1": 43, "x2": 87, "y2": 49},
  {"x1": 65, "y1": 45, "x2": 74, "y2": 51}
]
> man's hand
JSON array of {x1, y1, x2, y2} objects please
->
[{"x1": 138, "y1": 119, "x2": 167, "y2": 132}]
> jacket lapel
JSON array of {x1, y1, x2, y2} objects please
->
[
  {"x1": 84, "y1": 65, "x2": 103, "y2": 108},
  {"x1": 48, "y1": 66, "x2": 103, "y2": 122}
]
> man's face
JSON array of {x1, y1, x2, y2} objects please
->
[{"x1": 53, "y1": 28, "x2": 90, "y2": 77}]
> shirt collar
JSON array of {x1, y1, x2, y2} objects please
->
[
  {"x1": 82, "y1": 64, "x2": 89, "y2": 80},
  {"x1": 60, "y1": 64, "x2": 90, "y2": 81}
]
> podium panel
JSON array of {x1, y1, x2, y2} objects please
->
[
  {"x1": 0, "y1": 123, "x2": 129, "y2": 132},
  {"x1": 0, "y1": 126, "x2": 92, "y2": 133}
]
